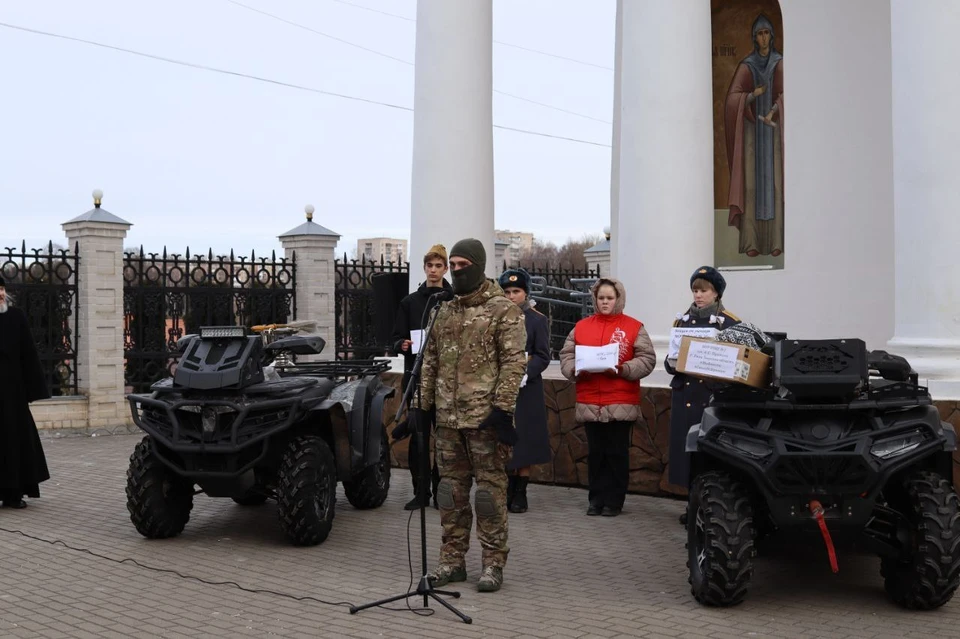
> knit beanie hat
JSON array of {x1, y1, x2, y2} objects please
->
[{"x1": 449, "y1": 238, "x2": 486, "y2": 270}]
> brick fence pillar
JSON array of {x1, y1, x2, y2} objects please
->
[
  {"x1": 279, "y1": 205, "x2": 340, "y2": 360},
  {"x1": 62, "y1": 190, "x2": 132, "y2": 428}
]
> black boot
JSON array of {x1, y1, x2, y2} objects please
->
[
  {"x1": 509, "y1": 477, "x2": 528, "y2": 514},
  {"x1": 506, "y1": 475, "x2": 517, "y2": 511}
]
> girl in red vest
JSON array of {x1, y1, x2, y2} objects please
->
[{"x1": 559, "y1": 278, "x2": 657, "y2": 516}]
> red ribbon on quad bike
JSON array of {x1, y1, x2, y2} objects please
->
[{"x1": 809, "y1": 500, "x2": 839, "y2": 573}]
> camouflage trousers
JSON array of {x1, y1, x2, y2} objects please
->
[{"x1": 435, "y1": 426, "x2": 512, "y2": 569}]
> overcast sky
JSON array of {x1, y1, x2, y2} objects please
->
[{"x1": 1, "y1": 0, "x2": 615, "y2": 259}]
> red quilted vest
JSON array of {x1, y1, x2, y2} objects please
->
[{"x1": 572, "y1": 313, "x2": 643, "y2": 406}]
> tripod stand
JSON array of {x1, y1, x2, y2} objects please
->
[{"x1": 350, "y1": 294, "x2": 472, "y2": 624}]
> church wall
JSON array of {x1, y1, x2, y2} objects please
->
[{"x1": 716, "y1": 0, "x2": 895, "y2": 351}]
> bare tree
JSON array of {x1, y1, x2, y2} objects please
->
[{"x1": 517, "y1": 234, "x2": 602, "y2": 270}]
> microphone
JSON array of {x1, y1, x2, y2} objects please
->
[{"x1": 431, "y1": 290, "x2": 453, "y2": 302}]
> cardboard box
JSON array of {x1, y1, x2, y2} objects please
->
[{"x1": 676, "y1": 337, "x2": 771, "y2": 389}]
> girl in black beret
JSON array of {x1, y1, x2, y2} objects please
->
[
  {"x1": 498, "y1": 269, "x2": 552, "y2": 513},
  {"x1": 664, "y1": 266, "x2": 741, "y2": 516}
]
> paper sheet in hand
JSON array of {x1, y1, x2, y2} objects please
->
[
  {"x1": 668, "y1": 327, "x2": 718, "y2": 359},
  {"x1": 575, "y1": 343, "x2": 620, "y2": 374},
  {"x1": 410, "y1": 329, "x2": 424, "y2": 355}
]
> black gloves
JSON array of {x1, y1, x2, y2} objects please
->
[
  {"x1": 479, "y1": 407, "x2": 518, "y2": 445},
  {"x1": 393, "y1": 408, "x2": 429, "y2": 441},
  {"x1": 391, "y1": 419, "x2": 411, "y2": 441}
]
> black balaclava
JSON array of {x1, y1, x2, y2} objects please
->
[{"x1": 449, "y1": 238, "x2": 486, "y2": 295}]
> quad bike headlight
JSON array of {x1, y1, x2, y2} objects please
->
[
  {"x1": 717, "y1": 432, "x2": 773, "y2": 459},
  {"x1": 870, "y1": 429, "x2": 926, "y2": 460},
  {"x1": 200, "y1": 326, "x2": 246, "y2": 339}
]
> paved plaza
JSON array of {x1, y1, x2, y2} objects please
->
[{"x1": 0, "y1": 433, "x2": 958, "y2": 638}]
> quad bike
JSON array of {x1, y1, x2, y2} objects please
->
[
  {"x1": 685, "y1": 337, "x2": 960, "y2": 610},
  {"x1": 125, "y1": 321, "x2": 393, "y2": 546}
]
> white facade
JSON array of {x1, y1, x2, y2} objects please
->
[
  {"x1": 410, "y1": 0, "x2": 959, "y2": 396},
  {"x1": 887, "y1": 0, "x2": 960, "y2": 394}
]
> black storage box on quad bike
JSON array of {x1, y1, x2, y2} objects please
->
[
  {"x1": 773, "y1": 338, "x2": 868, "y2": 398},
  {"x1": 174, "y1": 332, "x2": 264, "y2": 390}
]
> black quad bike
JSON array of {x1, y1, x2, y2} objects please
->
[
  {"x1": 685, "y1": 337, "x2": 960, "y2": 610},
  {"x1": 125, "y1": 322, "x2": 394, "y2": 546}
]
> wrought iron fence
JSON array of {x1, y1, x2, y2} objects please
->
[
  {"x1": 1, "y1": 241, "x2": 80, "y2": 395},
  {"x1": 502, "y1": 261, "x2": 601, "y2": 290},
  {"x1": 332, "y1": 257, "x2": 599, "y2": 361},
  {"x1": 335, "y1": 254, "x2": 408, "y2": 360},
  {"x1": 529, "y1": 277, "x2": 598, "y2": 358},
  {"x1": 123, "y1": 247, "x2": 296, "y2": 393},
  {"x1": 511, "y1": 263, "x2": 600, "y2": 358}
]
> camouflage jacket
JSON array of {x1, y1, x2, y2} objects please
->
[{"x1": 418, "y1": 279, "x2": 527, "y2": 429}]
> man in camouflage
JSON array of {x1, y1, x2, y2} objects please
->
[{"x1": 414, "y1": 238, "x2": 527, "y2": 593}]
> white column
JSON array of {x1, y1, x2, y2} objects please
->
[
  {"x1": 609, "y1": 0, "x2": 624, "y2": 274},
  {"x1": 614, "y1": 0, "x2": 714, "y2": 361},
  {"x1": 409, "y1": 0, "x2": 495, "y2": 287},
  {"x1": 888, "y1": 0, "x2": 960, "y2": 394}
]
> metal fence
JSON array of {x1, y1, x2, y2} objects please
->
[
  {"x1": 332, "y1": 257, "x2": 599, "y2": 361},
  {"x1": 1, "y1": 241, "x2": 80, "y2": 395},
  {"x1": 123, "y1": 247, "x2": 296, "y2": 393},
  {"x1": 508, "y1": 263, "x2": 600, "y2": 358},
  {"x1": 529, "y1": 276, "x2": 598, "y2": 358},
  {"x1": 334, "y1": 254, "x2": 408, "y2": 360}
]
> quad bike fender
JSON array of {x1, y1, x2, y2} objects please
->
[
  {"x1": 314, "y1": 401, "x2": 352, "y2": 478},
  {"x1": 350, "y1": 378, "x2": 394, "y2": 470}
]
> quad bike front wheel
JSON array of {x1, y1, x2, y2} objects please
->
[
  {"x1": 687, "y1": 471, "x2": 756, "y2": 606},
  {"x1": 126, "y1": 436, "x2": 195, "y2": 539},
  {"x1": 881, "y1": 470, "x2": 960, "y2": 610},
  {"x1": 277, "y1": 434, "x2": 337, "y2": 546},
  {"x1": 342, "y1": 431, "x2": 391, "y2": 509}
]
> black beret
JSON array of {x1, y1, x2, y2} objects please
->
[
  {"x1": 690, "y1": 266, "x2": 726, "y2": 298},
  {"x1": 0, "y1": 276, "x2": 5, "y2": 287},
  {"x1": 498, "y1": 268, "x2": 530, "y2": 294}
]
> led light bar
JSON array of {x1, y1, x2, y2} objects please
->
[{"x1": 200, "y1": 326, "x2": 247, "y2": 339}]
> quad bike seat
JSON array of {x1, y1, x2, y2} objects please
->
[{"x1": 242, "y1": 376, "x2": 331, "y2": 395}]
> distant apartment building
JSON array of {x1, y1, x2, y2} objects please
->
[
  {"x1": 495, "y1": 229, "x2": 535, "y2": 264},
  {"x1": 357, "y1": 237, "x2": 408, "y2": 263}
]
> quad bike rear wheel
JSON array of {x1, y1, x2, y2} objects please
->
[
  {"x1": 342, "y1": 431, "x2": 391, "y2": 509},
  {"x1": 881, "y1": 470, "x2": 960, "y2": 610},
  {"x1": 277, "y1": 434, "x2": 337, "y2": 546},
  {"x1": 687, "y1": 471, "x2": 756, "y2": 606},
  {"x1": 126, "y1": 436, "x2": 195, "y2": 539}
]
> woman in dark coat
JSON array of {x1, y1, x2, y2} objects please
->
[
  {"x1": 664, "y1": 267, "x2": 740, "y2": 504},
  {"x1": 498, "y1": 269, "x2": 551, "y2": 514}
]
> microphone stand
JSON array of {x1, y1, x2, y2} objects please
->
[{"x1": 350, "y1": 292, "x2": 472, "y2": 624}]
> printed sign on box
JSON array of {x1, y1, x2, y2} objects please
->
[
  {"x1": 668, "y1": 327, "x2": 719, "y2": 359},
  {"x1": 676, "y1": 337, "x2": 770, "y2": 389}
]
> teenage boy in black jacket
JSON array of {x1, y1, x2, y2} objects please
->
[{"x1": 390, "y1": 244, "x2": 452, "y2": 509}]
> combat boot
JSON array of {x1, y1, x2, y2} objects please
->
[
  {"x1": 509, "y1": 477, "x2": 528, "y2": 513},
  {"x1": 477, "y1": 566, "x2": 503, "y2": 592},
  {"x1": 427, "y1": 563, "x2": 467, "y2": 588}
]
